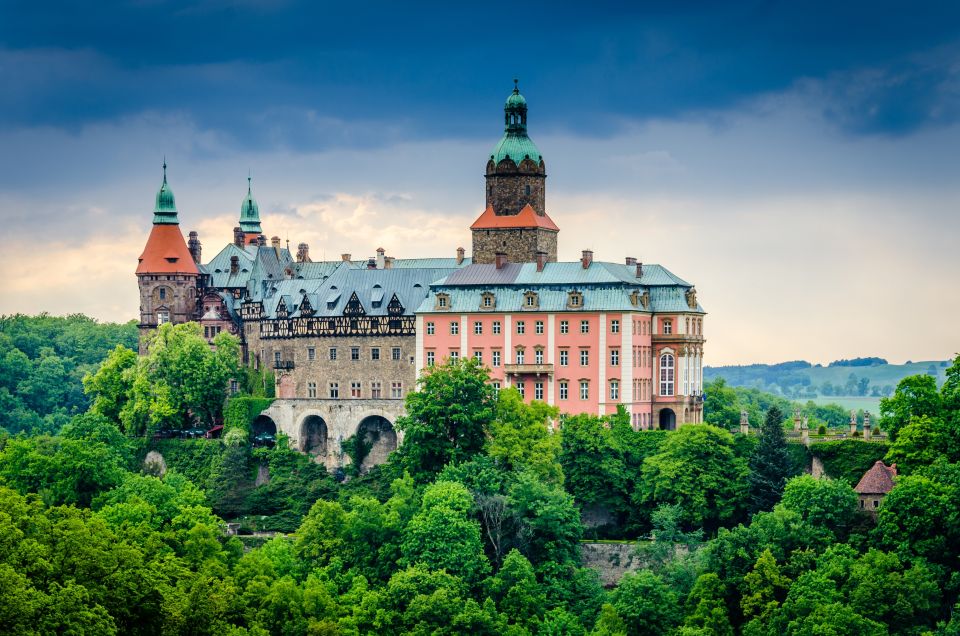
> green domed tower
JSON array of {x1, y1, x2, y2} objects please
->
[
  {"x1": 239, "y1": 175, "x2": 263, "y2": 244},
  {"x1": 152, "y1": 160, "x2": 179, "y2": 224},
  {"x1": 485, "y1": 79, "x2": 547, "y2": 217}
]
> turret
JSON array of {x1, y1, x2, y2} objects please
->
[
  {"x1": 239, "y1": 175, "x2": 263, "y2": 245},
  {"x1": 135, "y1": 161, "x2": 200, "y2": 353}
]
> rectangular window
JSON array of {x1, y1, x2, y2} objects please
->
[
  {"x1": 391, "y1": 382, "x2": 403, "y2": 399},
  {"x1": 560, "y1": 320, "x2": 569, "y2": 334},
  {"x1": 450, "y1": 351, "x2": 459, "y2": 361},
  {"x1": 535, "y1": 349, "x2": 544, "y2": 364},
  {"x1": 426, "y1": 321, "x2": 435, "y2": 335},
  {"x1": 663, "y1": 319, "x2": 673, "y2": 335},
  {"x1": 580, "y1": 320, "x2": 590, "y2": 334},
  {"x1": 559, "y1": 381, "x2": 569, "y2": 400},
  {"x1": 473, "y1": 350, "x2": 483, "y2": 363},
  {"x1": 274, "y1": 351, "x2": 282, "y2": 365},
  {"x1": 474, "y1": 321, "x2": 483, "y2": 335},
  {"x1": 426, "y1": 351, "x2": 435, "y2": 366},
  {"x1": 371, "y1": 347, "x2": 380, "y2": 360},
  {"x1": 307, "y1": 347, "x2": 316, "y2": 361},
  {"x1": 611, "y1": 319, "x2": 620, "y2": 334},
  {"x1": 329, "y1": 347, "x2": 337, "y2": 361},
  {"x1": 560, "y1": 350, "x2": 569, "y2": 366},
  {"x1": 535, "y1": 320, "x2": 544, "y2": 334},
  {"x1": 516, "y1": 349, "x2": 525, "y2": 364},
  {"x1": 610, "y1": 380, "x2": 619, "y2": 400},
  {"x1": 516, "y1": 321, "x2": 525, "y2": 335},
  {"x1": 526, "y1": 295, "x2": 536, "y2": 307},
  {"x1": 392, "y1": 347, "x2": 401, "y2": 360},
  {"x1": 492, "y1": 321, "x2": 502, "y2": 335},
  {"x1": 610, "y1": 349, "x2": 620, "y2": 366},
  {"x1": 492, "y1": 350, "x2": 501, "y2": 367},
  {"x1": 371, "y1": 381, "x2": 382, "y2": 398},
  {"x1": 580, "y1": 381, "x2": 589, "y2": 400},
  {"x1": 351, "y1": 382, "x2": 362, "y2": 398},
  {"x1": 450, "y1": 322, "x2": 459, "y2": 335},
  {"x1": 580, "y1": 349, "x2": 589, "y2": 366},
  {"x1": 492, "y1": 381, "x2": 501, "y2": 391},
  {"x1": 307, "y1": 382, "x2": 317, "y2": 398},
  {"x1": 517, "y1": 381, "x2": 525, "y2": 398},
  {"x1": 351, "y1": 347, "x2": 360, "y2": 360},
  {"x1": 535, "y1": 382, "x2": 544, "y2": 400},
  {"x1": 329, "y1": 382, "x2": 339, "y2": 399}
]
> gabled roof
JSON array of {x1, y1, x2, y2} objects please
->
[
  {"x1": 470, "y1": 204, "x2": 559, "y2": 231},
  {"x1": 137, "y1": 224, "x2": 200, "y2": 275},
  {"x1": 854, "y1": 461, "x2": 897, "y2": 495}
]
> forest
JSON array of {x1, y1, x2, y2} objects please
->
[{"x1": 1, "y1": 316, "x2": 959, "y2": 635}]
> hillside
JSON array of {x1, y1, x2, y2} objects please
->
[{"x1": 705, "y1": 357, "x2": 951, "y2": 414}]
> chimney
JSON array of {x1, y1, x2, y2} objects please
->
[
  {"x1": 456, "y1": 246, "x2": 465, "y2": 265},
  {"x1": 230, "y1": 255, "x2": 239, "y2": 274},
  {"x1": 636, "y1": 261, "x2": 643, "y2": 278},
  {"x1": 341, "y1": 253, "x2": 352, "y2": 262},
  {"x1": 376, "y1": 247, "x2": 386, "y2": 269},
  {"x1": 257, "y1": 234, "x2": 267, "y2": 247},
  {"x1": 581, "y1": 249, "x2": 593, "y2": 269},
  {"x1": 233, "y1": 226, "x2": 244, "y2": 247},
  {"x1": 625, "y1": 256, "x2": 636, "y2": 266},
  {"x1": 535, "y1": 250, "x2": 547, "y2": 272},
  {"x1": 384, "y1": 256, "x2": 395, "y2": 269},
  {"x1": 296, "y1": 242, "x2": 310, "y2": 263},
  {"x1": 271, "y1": 236, "x2": 281, "y2": 249},
  {"x1": 495, "y1": 252, "x2": 508, "y2": 270},
  {"x1": 366, "y1": 257, "x2": 377, "y2": 269},
  {"x1": 188, "y1": 231, "x2": 202, "y2": 264}
]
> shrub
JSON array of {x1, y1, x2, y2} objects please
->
[{"x1": 809, "y1": 439, "x2": 890, "y2": 484}]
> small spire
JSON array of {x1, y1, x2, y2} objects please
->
[
  {"x1": 513, "y1": 78, "x2": 519, "y2": 93},
  {"x1": 247, "y1": 171, "x2": 252, "y2": 195},
  {"x1": 162, "y1": 156, "x2": 168, "y2": 184}
]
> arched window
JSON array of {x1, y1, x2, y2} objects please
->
[{"x1": 659, "y1": 353, "x2": 675, "y2": 396}]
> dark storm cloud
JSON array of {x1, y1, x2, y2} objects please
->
[{"x1": 2, "y1": 0, "x2": 959, "y2": 149}]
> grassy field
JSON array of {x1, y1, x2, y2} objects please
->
[{"x1": 804, "y1": 395, "x2": 881, "y2": 414}]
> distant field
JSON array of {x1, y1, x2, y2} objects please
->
[{"x1": 803, "y1": 395, "x2": 881, "y2": 414}]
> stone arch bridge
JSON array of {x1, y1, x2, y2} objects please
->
[{"x1": 254, "y1": 399, "x2": 406, "y2": 471}]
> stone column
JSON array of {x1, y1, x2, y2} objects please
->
[
  {"x1": 794, "y1": 407, "x2": 802, "y2": 431},
  {"x1": 864, "y1": 411, "x2": 872, "y2": 440},
  {"x1": 801, "y1": 416, "x2": 809, "y2": 446},
  {"x1": 849, "y1": 409, "x2": 857, "y2": 436},
  {"x1": 740, "y1": 410, "x2": 749, "y2": 435}
]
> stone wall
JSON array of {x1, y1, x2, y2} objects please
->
[
  {"x1": 485, "y1": 169, "x2": 546, "y2": 216},
  {"x1": 471, "y1": 227, "x2": 558, "y2": 264},
  {"x1": 579, "y1": 542, "x2": 644, "y2": 587}
]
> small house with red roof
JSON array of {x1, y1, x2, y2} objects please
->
[{"x1": 854, "y1": 461, "x2": 897, "y2": 512}]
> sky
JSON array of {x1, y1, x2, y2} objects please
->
[{"x1": 0, "y1": 0, "x2": 958, "y2": 365}]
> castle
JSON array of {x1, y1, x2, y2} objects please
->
[{"x1": 137, "y1": 82, "x2": 706, "y2": 469}]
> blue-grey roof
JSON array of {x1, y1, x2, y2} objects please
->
[{"x1": 436, "y1": 261, "x2": 691, "y2": 287}]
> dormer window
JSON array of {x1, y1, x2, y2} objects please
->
[
  {"x1": 434, "y1": 293, "x2": 450, "y2": 310},
  {"x1": 567, "y1": 291, "x2": 583, "y2": 309},
  {"x1": 686, "y1": 287, "x2": 698, "y2": 309},
  {"x1": 480, "y1": 292, "x2": 496, "y2": 310},
  {"x1": 523, "y1": 291, "x2": 539, "y2": 309}
]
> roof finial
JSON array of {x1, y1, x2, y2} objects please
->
[
  {"x1": 513, "y1": 78, "x2": 519, "y2": 93},
  {"x1": 247, "y1": 169, "x2": 252, "y2": 195},
  {"x1": 162, "y1": 156, "x2": 168, "y2": 184}
]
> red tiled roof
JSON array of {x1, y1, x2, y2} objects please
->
[
  {"x1": 470, "y1": 204, "x2": 560, "y2": 231},
  {"x1": 136, "y1": 224, "x2": 200, "y2": 275},
  {"x1": 854, "y1": 461, "x2": 897, "y2": 495}
]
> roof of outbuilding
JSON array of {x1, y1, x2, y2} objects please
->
[{"x1": 854, "y1": 461, "x2": 898, "y2": 495}]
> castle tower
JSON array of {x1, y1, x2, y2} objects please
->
[
  {"x1": 135, "y1": 161, "x2": 200, "y2": 352},
  {"x1": 239, "y1": 175, "x2": 263, "y2": 245},
  {"x1": 471, "y1": 80, "x2": 559, "y2": 264}
]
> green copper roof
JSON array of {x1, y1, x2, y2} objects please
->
[
  {"x1": 153, "y1": 161, "x2": 179, "y2": 224},
  {"x1": 491, "y1": 80, "x2": 542, "y2": 165},
  {"x1": 239, "y1": 176, "x2": 262, "y2": 234}
]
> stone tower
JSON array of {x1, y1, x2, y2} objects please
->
[
  {"x1": 135, "y1": 161, "x2": 200, "y2": 353},
  {"x1": 239, "y1": 175, "x2": 263, "y2": 245},
  {"x1": 471, "y1": 80, "x2": 559, "y2": 265}
]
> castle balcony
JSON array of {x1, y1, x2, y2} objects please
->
[
  {"x1": 651, "y1": 334, "x2": 705, "y2": 344},
  {"x1": 504, "y1": 363, "x2": 554, "y2": 376},
  {"x1": 274, "y1": 360, "x2": 295, "y2": 370}
]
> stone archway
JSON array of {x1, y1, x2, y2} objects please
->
[
  {"x1": 252, "y1": 415, "x2": 277, "y2": 436},
  {"x1": 658, "y1": 408, "x2": 676, "y2": 431},
  {"x1": 300, "y1": 415, "x2": 328, "y2": 457},
  {"x1": 357, "y1": 415, "x2": 398, "y2": 471}
]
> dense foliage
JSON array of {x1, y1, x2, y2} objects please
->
[
  {"x1": 0, "y1": 314, "x2": 137, "y2": 435},
  {"x1": 2, "y1": 321, "x2": 959, "y2": 634}
]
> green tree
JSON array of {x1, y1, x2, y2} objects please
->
[
  {"x1": 874, "y1": 474, "x2": 958, "y2": 566},
  {"x1": 778, "y1": 475, "x2": 857, "y2": 539},
  {"x1": 394, "y1": 358, "x2": 497, "y2": 480},
  {"x1": 400, "y1": 481, "x2": 491, "y2": 585},
  {"x1": 637, "y1": 425, "x2": 749, "y2": 530},
  {"x1": 741, "y1": 549, "x2": 790, "y2": 623},
  {"x1": 610, "y1": 570, "x2": 680, "y2": 635},
  {"x1": 83, "y1": 344, "x2": 137, "y2": 423},
  {"x1": 704, "y1": 378, "x2": 743, "y2": 429},
  {"x1": 486, "y1": 549, "x2": 546, "y2": 631},
  {"x1": 489, "y1": 387, "x2": 562, "y2": 484},
  {"x1": 880, "y1": 374, "x2": 941, "y2": 440},
  {"x1": 559, "y1": 414, "x2": 626, "y2": 511},
  {"x1": 748, "y1": 406, "x2": 791, "y2": 513},
  {"x1": 683, "y1": 573, "x2": 733, "y2": 636}
]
